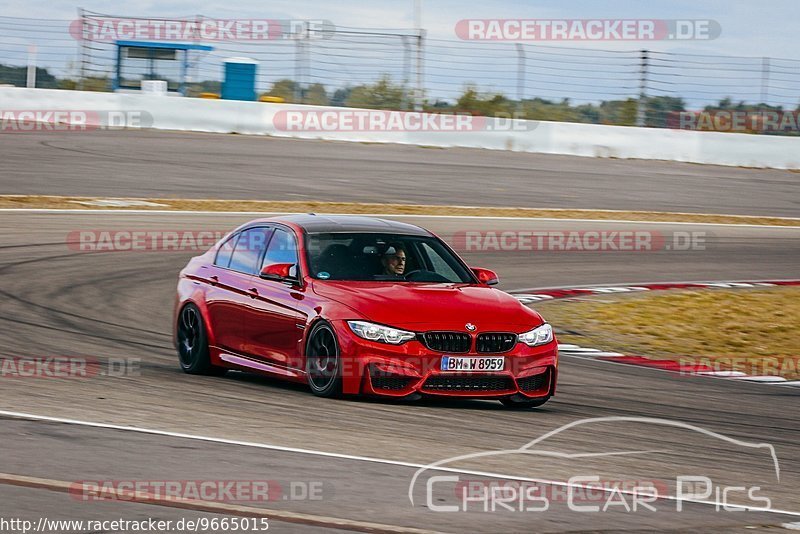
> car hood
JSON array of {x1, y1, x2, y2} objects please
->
[{"x1": 312, "y1": 280, "x2": 544, "y2": 331}]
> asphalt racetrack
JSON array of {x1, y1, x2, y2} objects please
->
[
  {"x1": 2, "y1": 130, "x2": 800, "y2": 217},
  {"x1": 1, "y1": 132, "x2": 799, "y2": 532}
]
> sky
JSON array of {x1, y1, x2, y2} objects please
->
[
  {"x1": 4, "y1": 0, "x2": 794, "y2": 60},
  {"x1": 1, "y1": 1, "x2": 796, "y2": 108}
]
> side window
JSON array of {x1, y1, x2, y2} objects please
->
[
  {"x1": 214, "y1": 234, "x2": 238, "y2": 268},
  {"x1": 229, "y1": 227, "x2": 273, "y2": 274},
  {"x1": 262, "y1": 228, "x2": 299, "y2": 273}
]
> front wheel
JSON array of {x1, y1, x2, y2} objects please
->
[
  {"x1": 177, "y1": 303, "x2": 227, "y2": 376},
  {"x1": 305, "y1": 321, "x2": 343, "y2": 398},
  {"x1": 500, "y1": 396, "x2": 550, "y2": 409}
]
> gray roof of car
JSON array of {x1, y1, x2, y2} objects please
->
[{"x1": 273, "y1": 214, "x2": 432, "y2": 236}]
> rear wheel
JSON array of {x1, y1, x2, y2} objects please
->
[
  {"x1": 500, "y1": 396, "x2": 550, "y2": 409},
  {"x1": 177, "y1": 303, "x2": 226, "y2": 376},
  {"x1": 305, "y1": 321, "x2": 342, "y2": 398}
]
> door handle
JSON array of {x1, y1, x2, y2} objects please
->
[
  {"x1": 209, "y1": 275, "x2": 219, "y2": 286},
  {"x1": 248, "y1": 287, "x2": 259, "y2": 298}
]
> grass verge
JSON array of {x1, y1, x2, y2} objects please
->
[
  {"x1": 1, "y1": 195, "x2": 799, "y2": 226},
  {"x1": 536, "y1": 287, "x2": 800, "y2": 379}
]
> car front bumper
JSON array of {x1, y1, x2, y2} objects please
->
[{"x1": 333, "y1": 321, "x2": 558, "y2": 399}]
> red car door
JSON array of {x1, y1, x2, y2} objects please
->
[
  {"x1": 207, "y1": 227, "x2": 273, "y2": 355},
  {"x1": 241, "y1": 226, "x2": 307, "y2": 370}
]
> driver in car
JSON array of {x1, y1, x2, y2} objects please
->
[{"x1": 381, "y1": 243, "x2": 407, "y2": 277}]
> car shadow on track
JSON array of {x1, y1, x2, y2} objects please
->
[{"x1": 223, "y1": 370, "x2": 553, "y2": 412}]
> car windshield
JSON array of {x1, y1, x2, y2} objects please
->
[{"x1": 306, "y1": 232, "x2": 475, "y2": 283}]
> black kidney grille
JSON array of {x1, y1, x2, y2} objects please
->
[
  {"x1": 422, "y1": 374, "x2": 514, "y2": 392},
  {"x1": 476, "y1": 333, "x2": 517, "y2": 353},
  {"x1": 517, "y1": 371, "x2": 550, "y2": 392},
  {"x1": 421, "y1": 332, "x2": 471, "y2": 353}
]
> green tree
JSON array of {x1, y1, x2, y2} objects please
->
[
  {"x1": 80, "y1": 76, "x2": 111, "y2": 92},
  {"x1": 519, "y1": 97, "x2": 580, "y2": 122},
  {"x1": 330, "y1": 87, "x2": 352, "y2": 107},
  {"x1": 644, "y1": 96, "x2": 685, "y2": 127},
  {"x1": 596, "y1": 98, "x2": 638, "y2": 126},
  {"x1": 266, "y1": 79, "x2": 299, "y2": 102},
  {"x1": 186, "y1": 80, "x2": 221, "y2": 96},
  {"x1": 345, "y1": 76, "x2": 406, "y2": 109},
  {"x1": 456, "y1": 86, "x2": 514, "y2": 116},
  {"x1": 0, "y1": 65, "x2": 58, "y2": 88},
  {"x1": 57, "y1": 78, "x2": 78, "y2": 90},
  {"x1": 305, "y1": 83, "x2": 328, "y2": 105}
]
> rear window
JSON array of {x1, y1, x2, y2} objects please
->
[
  {"x1": 214, "y1": 234, "x2": 238, "y2": 268},
  {"x1": 228, "y1": 227, "x2": 272, "y2": 274}
]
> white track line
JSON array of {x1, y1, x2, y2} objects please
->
[
  {"x1": 731, "y1": 376, "x2": 788, "y2": 383},
  {"x1": 1, "y1": 209, "x2": 799, "y2": 228},
  {"x1": 695, "y1": 371, "x2": 750, "y2": 378},
  {"x1": 560, "y1": 353, "x2": 800, "y2": 388},
  {"x1": 511, "y1": 279, "x2": 800, "y2": 294},
  {"x1": 0, "y1": 409, "x2": 798, "y2": 517}
]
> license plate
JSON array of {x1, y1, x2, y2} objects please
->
[{"x1": 441, "y1": 356, "x2": 504, "y2": 372}]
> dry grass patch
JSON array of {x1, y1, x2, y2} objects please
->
[
  {"x1": 536, "y1": 287, "x2": 800, "y2": 379},
  {"x1": 2, "y1": 195, "x2": 800, "y2": 226}
]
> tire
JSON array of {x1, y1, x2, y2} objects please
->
[
  {"x1": 177, "y1": 303, "x2": 227, "y2": 376},
  {"x1": 305, "y1": 321, "x2": 343, "y2": 398},
  {"x1": 500, "y1": 396, "x2": 550, "y2": 409}
]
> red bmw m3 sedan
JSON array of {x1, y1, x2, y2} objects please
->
[{"x1": 174, "y1": 215, "x2": 557, "y2": 408}]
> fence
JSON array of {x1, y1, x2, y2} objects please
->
[{"x1": 1, "y1": 11, "x2": 799, "y2": 130}]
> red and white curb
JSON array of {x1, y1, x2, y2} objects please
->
[
  {"x1": 512, "y1": 279, "x2": 800, "y2": 304},
  {"x1": 557, "y1": 343, "x2": 800, "y2": 388}
]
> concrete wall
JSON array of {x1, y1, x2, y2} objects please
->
[{"x1": 2, "y1": 87, "x2": 798, "y2": 169}]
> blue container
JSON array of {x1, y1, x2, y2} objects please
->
[{"x1": 222, "y1": 58, "x2": 258, "y2": 101}]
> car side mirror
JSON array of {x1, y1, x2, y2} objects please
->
[
  {"x1": 260, "y1": 263, "x2": 296, "y2": 282},
  {"x1": 471, "y1": 267, "x2": 499, "y2": 286}
]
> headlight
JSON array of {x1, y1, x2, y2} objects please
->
[
  {"x1": 347, "y1": 320, "x2": 416, "y2": 345},
  {"x1": 518, "y1": 323, "x2": 553, "y2": 347}
]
